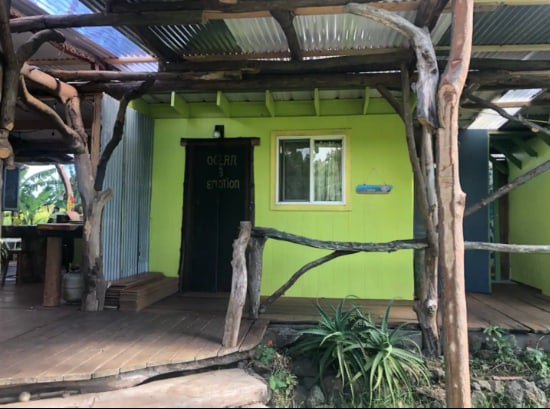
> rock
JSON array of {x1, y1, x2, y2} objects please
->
[
  {"x1": 505, "y1": 379, "x2": 547, "y2": 408},
  {"x1": 293, "y1": 384, "x2": 308, "y2": 408},
  {"x1": 477, "y1": 380, "x2": 492, "y2": 392},
  {"x1": 472, "y1": 390, "x2": 488, "y2": 407},
  {"x1": 489, "y1": 380, "x2": 505, "y2": 395},
  {"x1": 292, "y1": 357, "x2": 317, "y2": 378},
  {"x1": 535, "y1": 377, "x2": 550, "y2": 394},
  {"x1": 322, "y1": 375, "x2": 343, "y2": 402},
  {"x1": 18, "y1": 392, "x2": 31, "y2": 403},
  {"x1": 306, "y1": 385, "x2": 326, "y2": 408},
  {"x1": 471, "y1": 381, "x2": 481, "y2": 391}
]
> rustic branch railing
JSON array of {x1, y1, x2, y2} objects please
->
[{"x1": 224, "y1": 223, "x2": 550, "y2": 343}]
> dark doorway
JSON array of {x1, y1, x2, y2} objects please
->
[{"x1": 179, "y1": 138, "x2": 258, "y2": 293}]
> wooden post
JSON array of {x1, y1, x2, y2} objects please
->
[
  {"x1": 437, "y1": 0, "x2": 474, "y2": 406},
  {"x1": 247, "y1": 235, "x2": 266, "y2": 320},
  {"x1": 43, "y1": 237, "x2": 63, "y2": 307},
  {"x1": 223, "y1": 221, "x2": 252, "y2": 348}
]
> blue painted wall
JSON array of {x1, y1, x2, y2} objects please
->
[{"x1": 459, "y1": 129, "x2": 490, "y2": 293}]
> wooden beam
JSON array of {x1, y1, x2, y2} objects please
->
[
  {"x1": 414, "y1": 0, "x2": 449, "y2": 30},
  {"x1": 74, "y1": 68, "x2": 550, "y2": 95},
  {"x1": 489, "y1": 157, "x2": 509, "y2": 176},
  {"x1": 362, "y1": 86, "x2": 371, "y2": 115},
  {"x1": 439, "y1": 44, "x2": 550, "y2": 53},
  {"x1": 313, "y1": 88, "x2": 321, "y2": 116},
  {"x1": 10, "y1": 10, "x2": 204, "y2": 33},
  {"x1": 44, "y1": 69, "x2": 242, "y2": 82},
  {"x1": 217, "y1": 91, "x2": 231, "y2": 117},
  {"x1": 265, "y1": 90, "x2": 276, "y2": 117},
  {"x1": 76, "y1": 72, "x2": 404, "y2": 95},
  {"x1": 468, "y1": 58, "x2": 550, "y2": 72},
  {"x1": 511, "y1": 138, "x2": 538, "y2": 157},
  {"x1": 492, "y1": 142, "x2": 522, "y2": 169},
  {"x1": 91, "y1": 94, "x2": 102, "y2": 178},
  {"x1": 270, "y1": 10, "x2": 302, "y2": 61},
  {"x1": 181, "y1": 47, "x2": 410, "y2": 62},
  {"x1": 165, "y1": 51, "x2": 412, "y2": 73},
  {"x1": 376, "y1": 85, "x2": 403, "y2": 119},
  {"x1": 170, "y1": 92, "x2": 190, "y2": 118},
  {"x1": 111, "y1": 0, "x2": 420, "y2": 14}
]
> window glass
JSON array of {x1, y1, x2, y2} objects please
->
[
  {"x1": 277, "y1": 136, "x2": 344, "y2": 204},
  {"x1": 279, "y1": 139, "x2": 310, "y2": 201}
]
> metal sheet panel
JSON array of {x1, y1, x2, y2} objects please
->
[
  {"x1": 439, "y1": 5, "x2": 550, "y2": 47},
  {"x1": 122, "y1": 108, "x2": 154, "y2": 278},
  {"x1": 100, "y1": 95, "x2": 154, "y2": 281},
  {"x1": 101, "y1": 95, "x2": 124, "y2": 282}
]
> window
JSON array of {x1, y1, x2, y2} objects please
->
[{"x1": 273, "y1": 131, "x2": 350, "y2": 209}]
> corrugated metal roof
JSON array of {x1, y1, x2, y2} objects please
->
[
  {"x1": 297, "y1": 11, "x2": 414, "y2": 52},
  {"x1": 20, "y1": 0, "x2": 157, "y2": 72},
  {"x1": 439, "y1": 5, "x2": 550, "y2": 46}
]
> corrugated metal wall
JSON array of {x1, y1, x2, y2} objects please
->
[{"x1": 101, "y1": 94, "x2": 154, "y2": 281}]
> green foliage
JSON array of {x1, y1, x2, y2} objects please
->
[
  {"x1": 255, "y1": 342, "x2": 276, "y2": 366},
  {"x1": 17, "y1": 167, "x2": 64, "y2": 225},
  {"x1": 259, "y1": 346, "x2": 297, "y2": 408},
  {"x1": 521, "y1": 347, "x2": 550, "y2": 378},
  {"x1": 292, "y1": 298, "x2": 429, "y2": 407}
]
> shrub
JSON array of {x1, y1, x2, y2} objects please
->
[{"x1": 292, "y1": 299, "x2": 429, "y2": 407}]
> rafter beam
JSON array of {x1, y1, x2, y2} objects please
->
[
  {"x1": 265, "y1": 90, "x2": 276, "y2": 117},
  {"x1": 166, "y1": 51, "x2": 412, "y2": 73},
  {"x1": 314, "y1": 88, "x2": 321, "y2": 116},
  {"x1": 511, "y1": 138, "x2": 538, "y2": 157},
  {"x1": 414, "y1": 0, "x2": 449, "y2": 30},
  {"x1": 170, "y1": 92, "x2": 190, "y2": 118},
  {"x1": 110, "y1": 0, "x2": 420, "y2": 14},
  {"x1": 10, "y1": 11, "x2": 203, "y2": 33},
  {"x1": 271, "y1": 10, "x2": 302, "y2": 61},
  {"x1": 362, "y1": 86, "x2": 370, "y2": 115},
  {"x1": 492, "y1": 142, "x2": 522, "y2": 169},
  {"x1": 217, "y1": 91, "x2": 231, "y2": 117},
  {"x1": 489, "y1": 157, "x2": 509, "y2": 176}
]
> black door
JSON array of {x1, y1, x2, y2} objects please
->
[{"x1": 179, "y1": 138, "x2": 256, "y2": 292}]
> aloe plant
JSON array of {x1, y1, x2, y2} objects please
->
[{"x1": 293, "y1": 299, "x2": 429, "y2": 407}]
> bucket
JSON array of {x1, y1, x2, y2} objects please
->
[{"x1": 62, "y1": 271, "x2": 82, "y2": 303}]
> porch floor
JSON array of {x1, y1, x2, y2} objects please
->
[{"x1": 0, "y1": 281, "x2": 548, "y2": 390}]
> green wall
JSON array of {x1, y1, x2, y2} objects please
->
[
  {"x1": 509, "y1": 138, "x2": 550, "y2": 296},
  {"x1": 149, "y1": 115, "x2": 414, "y2": 300}
]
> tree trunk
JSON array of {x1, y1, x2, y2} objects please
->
[
  {"x1": 414, "y1": 248, "x2": 440, "y2": 356},
  {"x1": 437, "y1": 0, "x2": 474, "y2": 405}
]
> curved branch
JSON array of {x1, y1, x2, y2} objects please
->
[
  {"x1": 260, "y1": 250, "x2": 357, "y2": 312},
  {"x1": 16, "y1": 30, "x2": 65, "y2": 63},
  {"x1": 21, "y1": 63, "x2": 78, "y2": 104},
  {"x1": 19, "y1": 77, "x2": 86, "y2": 153},
  {"x1": 465, "y1": 158, "x2": 550, "y2": 217},
  {"x1": 94, "y1": 79, "x2": 155, "y2": 191},
  {"x1": 465, "y1": 242, "x2": 550, "y2": 253},
  {"x1": 344, "y1": 2, "x2": 439, "y2": 128},
  {"x1": 252, "y1": 226, "x2": 428, "y2": 251},
  {"x1": 464, "y1": 90, "x2": 550, "y2": 138}
]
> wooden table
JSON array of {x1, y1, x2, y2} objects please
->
[{"x1": 36, "y1": 223, "x2": 83, "y2": 307}]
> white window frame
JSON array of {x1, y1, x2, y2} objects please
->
[{"x1": 275, "y1": 133, "x2": 347, "y2": 206}]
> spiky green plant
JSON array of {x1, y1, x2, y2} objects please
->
[
  {"x1": 359, "y1": 301, "x2": 430, "y2": 406},
  {"x1": 291, "y1": 298, "x2": 368, "y2": 404},
  {"x1": 292, "y1": 299, "x2": 429, "y2": 407}
]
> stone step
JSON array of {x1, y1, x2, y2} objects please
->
[{"x1": 1, "y1": 369, "x2": 268, "y2": 408}]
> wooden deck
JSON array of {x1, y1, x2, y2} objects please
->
[
  {"x1": 0, "y1": 284, "x2": 267, "y2": 390},
  {"x1": 0, "y1": 280, "x2": 549, "y2": 392}
]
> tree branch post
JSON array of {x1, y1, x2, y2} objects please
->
[
  {"x1": 436, "y1": 0, "x2": 474, "y2": 406},
  {"x1": 223, "y1": 221, "x2": 252, "y2": 348}
]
